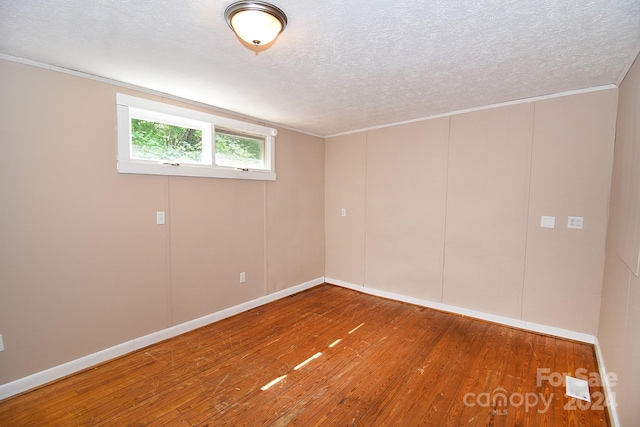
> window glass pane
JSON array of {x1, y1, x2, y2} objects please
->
[
  {"x1": 215, "y1": 130, "x2": 265, "y2": 169},
  {"x1": 131, "y1": 118, "x2": 204, "y2": 164},
  {"x1": 117, "y1": 93, "x2": 275, "y2": 180}
]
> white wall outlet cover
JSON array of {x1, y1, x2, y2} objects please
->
[
  {"x1": 568, "y1": 216, "x2": 584, "y2": 229},
  {"x1": 0, "y1": 334, "x2": 4, "y2": 352},
  {"x1": 156, "y1": 211, "x2": 165, "y2": 225},
  {"x1": 341, "y1": 208, "x2": 347, "y2": 217},
  {"x1": 240, "y1": 272, "x2": 246, "y2": 283},
  {"x1": 540, "y1": 216, "x2": 556, "y2": 228}
]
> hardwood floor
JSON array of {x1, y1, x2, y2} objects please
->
[{"x1": 0, "y1": 284, "x2": 610, "y2": 426}]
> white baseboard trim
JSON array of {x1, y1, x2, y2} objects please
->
[
  {"x1": 325, "y1": 277, "x2": 596, "y2": 344},
  {"x1": 593, "y1": 337, "x2": 621, "y2": 427},
  {"x1": 0, "y1": 276, "x2": 324, "y2": 400},
  {"x1": 0, "y1": 341, "x2": 136, "y2": 401}
]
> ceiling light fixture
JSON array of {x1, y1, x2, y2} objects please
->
[{"x1": 224, "y1": 1, "x2": 287, "y2": 48}]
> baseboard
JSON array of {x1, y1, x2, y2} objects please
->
[
  {"x1": 593, "y1": 337, "x2": 621, "y2": 427},
  {"x1": 1, "y1": 276, "x2": 602, "y2": 402},
  {"x1": 325, "y1": 277, "x2": 596, "y2": 344},
  {"x1": 0, "y1": 276, "x2": 324, "y2": 400},
  {"x1": 0, "y1": 341, "x2": 137, "y2": 401}
]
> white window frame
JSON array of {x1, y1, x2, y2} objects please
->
[{"x1": 116, "y1": 93, "x2": 276, "y2": 180}]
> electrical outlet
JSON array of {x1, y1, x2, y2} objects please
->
[
  {"x1": 240, "y1": 272, "x2": 246, "y2": 283},
  {"x1": 341, "y1": 208, "x2": 347, "y2": 217},
  {"x1": 0, "y1": 334, "x2": 4, "y2": 352},
  {"x1": 568, "y1": 216, "x2": 584, "y2": 229}
]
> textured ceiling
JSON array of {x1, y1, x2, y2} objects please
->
[{"x1": 1, "y1": 0, "x2": 639, "y2": 136}]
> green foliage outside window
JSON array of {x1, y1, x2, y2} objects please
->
[
  {"x1": 130, "y1": 118, "x2": 265, "y2": 168},
  {"x1": 131, "y1": 118, "x2": 203, "y2": 162},
  {"x1": 215, "y1": 132, "x2": 264, "y2": 168}
]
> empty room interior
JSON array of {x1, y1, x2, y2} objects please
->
[{"x1": 1, "y1": 1, "x2": 639, "y2": 425}]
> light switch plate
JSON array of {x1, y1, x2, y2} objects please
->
[
  {"x1": 156, "y1": 211, "x2": 165, "y2": 225},
  {"x1": 0, "y1": 334, "x2": 4, "y2": 352},
  {"x1": 540, "y1": 216, "x2": 556, "y2": 229}
]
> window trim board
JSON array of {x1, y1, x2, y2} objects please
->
[{"x1": 116, "y1": 93, "x2": 276, "y2": 181}]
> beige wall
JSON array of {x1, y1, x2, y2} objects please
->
[
  {"x1": 523, "y1": 91, "x2": 617, "y2": 333},
  {"x1": 325, "y1": 133, "x2": 367, "y2": 285},
  {"x1": 365, "y1": 120, "x2": 449, "y2": 299},
  {"x1": 326, "y1": 89, "x2": 617, "y2": 335},
  {"x1": 325, "y1": 120, "x2": 449, "y2": 300},
  {"x1": 598, "y1": 53, "x2": 640, "y2": 425},
  {"x1": 444, "y1": 104, "x2": 533, "y2": 318},
  {"x1": 0, "y1": 59, "x2": 325, "y2": 384},
  {"x1": 266, "y1": 128, "x2": 325, "y2": 293}
]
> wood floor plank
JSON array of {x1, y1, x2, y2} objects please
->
[
  {"x1": 307, "y1": 306, "x2": 455, "y2": 426},
  {"x1": 442, "y1": 322, "x2": 510, "y2": 425},
  {"x1": 446, "y1": 325, "x2": 517, "y2": 426},
  {"x1": 540, "y1": 335, "x2": 559, "y2": 427},
  {"x1": 0, "y1": 284, "x2": 610, "y2": 426},
  {"x1": 178, "y1": 292, "x2": 393, "y2": 426},
  {"x1": 372, "y1": 318, "x2": 494, "y2": 425},
  {"x1": 520, "y1": 333, "x2": 551, "y2": 427},
  {"x1": 501, "y1": 330, "x2": 537, "y2": 426},
  {"x1": 222, "y1": 298, "x2": 418, "y2": 426}
]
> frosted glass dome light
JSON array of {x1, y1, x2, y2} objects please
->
[{"x1": 225, "y1": 1, "x2": 287, "y2": 47}]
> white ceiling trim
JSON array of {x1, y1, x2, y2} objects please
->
[
  {"x1": 616, "y1": 41, "x2": 640, "y2": 86},
  {"x1": 325, "y1": 84, "x2": 618, "y2": 139},
  {"x1": 0, "y1": 53, "x2": 325, "y2": 139},
  {"x1": 0, "y1": 52, "x2": 620, "y2": 140}
]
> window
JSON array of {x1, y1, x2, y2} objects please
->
[
  {"x1": 130, "y1": 109, "x2": 211, "y2": 165},
  {"x1": 116, "y1": 93, "x2": 276, "y2": 180},
  {"x1": 215, "y1": 129, "x2": 264, "y2": 170}
]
